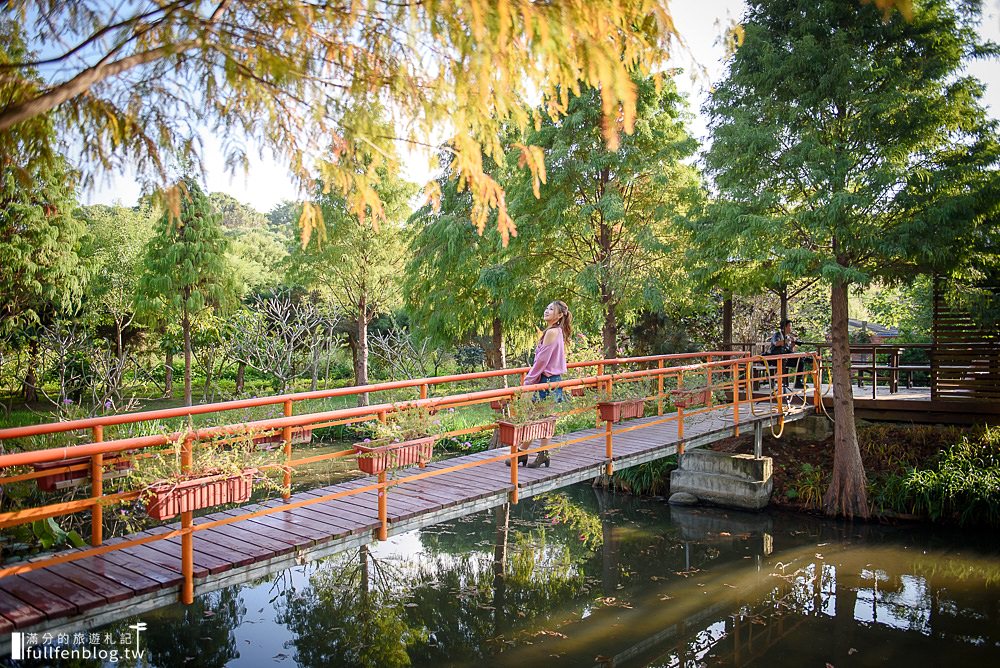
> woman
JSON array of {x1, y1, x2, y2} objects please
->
[{"x1": 509, "y1": 300, "x2": 572, "y2": 468}]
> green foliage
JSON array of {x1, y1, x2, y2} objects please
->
[
  {"x1": 598, "y1": 377, "x2": 654, "y2": 402},
  {"x1": 31, "y1": 517, "x2": 85, "y2": 550},
  {"x1": 504, "y1": 392, "x2": 562, "y2": 425},
  {"x1": 788, "y1": 463, "x2": 826, "y2": 510},
  {"x1": 0, "y1": 21, "x2": 87, "y2": 339},
  {"x1": 693, "y1": 0, "x2": 1000, "y2": 516},
  {"x1": 405, "y1": 148, "x2": 537, "y2": 364},
  {"x1": 697, "y1": 0, "x2": 999, "y2": 292},
  {"x1": 137, "y1": 178, "x2": 236, "y2": 321},
  {"x1": 507, "y1": 75, "x2": 705, "y2": 357},
  {"x1": 2, "y1": 2, "x2": 679, "y2": 243},
  {"x1": 127, "y1": 429, "x2": 288, "y2": 504},
  {"x1": 365, "y1": 406, "x2": 440, "y2": 446},
  {"x1": 540, "y1": 492, "x2": 604, "y2": 550},
  {"x1": 611, "y1": 457, "x2": 677, "y2": 496},
  {"x1": 902, "y1": 426, "x2": 1000, "y2": 526}
]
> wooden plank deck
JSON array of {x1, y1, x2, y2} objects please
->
[{"x1": 0, "y1": 400, "x2": 812, "y2": 641}]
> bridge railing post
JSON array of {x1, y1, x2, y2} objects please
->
[
  {"x1": 813, "y1": 353, "x2": 822, "y2": 409},
  {"x1": 706, "y1": 354, "x2": 714, "y2": 407},
  {"x1": 378, "y1": 471, "x2": 388, "y2": 540},
  {"x1": 282, "y1": 400, "x2": 293, "y2": 500},
  {"x1": 509, "y1": 441, "x2": 519, "y2": 504},
  {"x1": 604, "y1": 419, "x2": 613, "y2": 476},
  {"x1": 90, "y1": 425, "x2": 104, "y2": 547},
  {"x1": 731, "y1": 361, "x2": 740, "y2": 437},
  {"x1": 657, "y1": 360, "x2": 664, "y2": 416},
  {"x1": 595, "y1": 363, "x2": 605, "y2": 428},
  {"x1": 181, "y1": 433, "x2": 194, "y2": 605}
]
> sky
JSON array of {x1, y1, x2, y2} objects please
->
[{"x1": 83, "y1": 0, "x2": 1000, "y2": 214}]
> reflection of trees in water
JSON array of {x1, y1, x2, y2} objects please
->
[
  {"x1": 142, "y1": 587, "x2": 244, "y2": 667},
  {"x1": 404, "y1": 529, "x2": 591, "y2": 664},
  {"x1": 277, "y1": 546, "x2": 422, "y2": 668}
]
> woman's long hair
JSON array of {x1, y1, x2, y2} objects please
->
[{"x1": 547, "y1": 300, "x2": 572, "y2": 341}]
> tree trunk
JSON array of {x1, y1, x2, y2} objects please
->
[
  {"x1": 601, "y1": 297, "x2": 618, "y2": 359},
  {"x1": 356, "y1": 302, "x2": 369, "y2": 408},
  {"x1": 202, "y1": 349, "x2": 214, "y2": 403},
  {"x1": 182, "y1": 305, "x2": 193, "y2": 407},
  {"x1": 310, "y1": 328, "x2": 320, "y2": 392},
  {"x1": 722, "y1": 294, "x2": 733, "y2": 350},
  {"x1": 235, "y1": 361, "x2": 245, "y2": 394},
  {"x1": 22, "y1": 343, "x2": 38, "y2": 403},
  {"x1": 822, "y1": 278, "x2": 869, "y2": 518},
  {"x1": 489, "y1": 315, "x2": 508, "y2": 387},
  {"x1": 164, "y1": 349, "x2": 174, "y2": 398},
  {"x1": 780, "y1": 285, "x2": 789, "y2": 324}
]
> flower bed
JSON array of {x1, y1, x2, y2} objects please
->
[
  {"x1": 354, "y1": 436, "x2": 436, "y2": 475},
  {"x1": 495, "y1": 418, "x2": 557, "y2": 448},
  {"x1": 144, "y1": 468, "x2": 256, "y2": 520},
  {"x1": 597, "y1": 399, "x2": 646, "y2": 423}
]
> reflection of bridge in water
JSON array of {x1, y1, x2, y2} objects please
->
[{"x1": 0, "y1": 353, "x2": 816, "y2": 644}]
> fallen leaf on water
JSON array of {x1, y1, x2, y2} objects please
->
[
  {"x1": 849, "y1": 648, "x2": 857, "y2": 655},
  {"x1": 534, "y1": 630, "x2": 568, "y2": 638},
  {"x1": 719, "y1": 531, "x2": 731, "y2": 536},
  {"x1": 723, "y1": 583, "x2": 737, "y2": 588}
]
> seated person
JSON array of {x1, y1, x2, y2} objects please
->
[{"x1": 766, "y1": 319, "x2": 804, "y2": 390}]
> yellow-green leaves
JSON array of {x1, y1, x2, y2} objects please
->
[{"x1": 3, "y1": 1, "x2": 681, "y2": 245}]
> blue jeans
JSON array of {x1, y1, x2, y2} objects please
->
[{"x1": 537, "y1": 373, "x2": 565, "y2": 402}]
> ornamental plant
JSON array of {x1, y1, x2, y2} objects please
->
[
  {"x1": 502, "y1": 392, "x2": 563, "y2": 426},
  {"x1": 596, "y1": 377, "x2": 653, "y2": 403},
  {"x1": 363, "y1": 406, "x2": 440, "y2": 447},
  {"x1": 128, "y1": 428, "x2": 288, "y2": 504}
]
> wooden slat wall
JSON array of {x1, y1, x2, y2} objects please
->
[{"x1": 932, "y1": 279, "x2": 1000, "y2": 401}]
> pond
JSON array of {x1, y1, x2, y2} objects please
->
[{"x1": 86, "y1": 485, "x2": 1000, "y2": 667}]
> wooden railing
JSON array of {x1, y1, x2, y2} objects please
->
[{"x1": 0, "y1": 351, "x2": 818, "y2": 605}]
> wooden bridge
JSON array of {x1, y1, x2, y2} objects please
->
[{"x1": 0, "y1": 353, "x2": 817, "y2": 644}]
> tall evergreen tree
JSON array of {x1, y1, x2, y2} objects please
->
[
  {"x1": 507, "y1": 76, "x2": 703, "y2": 358},
  {"x1": 696, "y1": 0, "x2": 1000, "y2": 517},
  {"x1": 1, "y1": 20, "x2": 87, "y2": 400},
  {"x1": 137, "y1": 178, "x2": 235, "y2": 406},
  {"x1": 287, "y1": 146, "x2": 414, "y2": 405},
  {"x1": 405, "y1": 152, "x2": 537, "y2": 372}
]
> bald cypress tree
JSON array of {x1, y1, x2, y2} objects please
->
[
  {"x1": 696, "y1": 0, "x2": 1000, "y2": 517},
  {"x1": 137, "y1": 178, "x2": 234, "y2": 406}
]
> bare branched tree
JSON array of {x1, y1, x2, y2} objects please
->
[
  {"x1": 224, "y1": 295, "x2": 338, "y2": 394},
  {"x1": 369, "y1": 321, "x2": 450, "y2": 383}
]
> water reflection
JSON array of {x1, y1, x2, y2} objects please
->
[{"x1": 95, "y1": 486, "x2": 1000, "y2": 667}]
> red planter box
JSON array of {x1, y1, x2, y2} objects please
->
[
  {"x1": 597, "y1": 399, "x2": 646, "y2": 423},
  {"x1": 33, "y1": 455, "x2": 133, "y2": 492},
  {"x1": 145, "y1": 469, "x2": 255, "y2": 520},
  {"x1": 495, "y1": 418, "x2": 556, "y2": 447},
  {"x1": 252, "y1": 427, "x2": 312, "y2": 449},
  {"x1": 489, "y1": 399, "x2": 510, "y2": 411},
  {"x1": 354, "y1": 436, "x2": 435, "y2": 475},
  {"x1": 570, "y1": 387, "x2": 586, "y2": 397},
  {"x1": 670, "y1": 388, "x2": 712, "y2": 408}
]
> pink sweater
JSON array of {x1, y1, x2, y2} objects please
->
[{"x1": 524, "y1": 327, "x2": 567, "y2": 386}]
